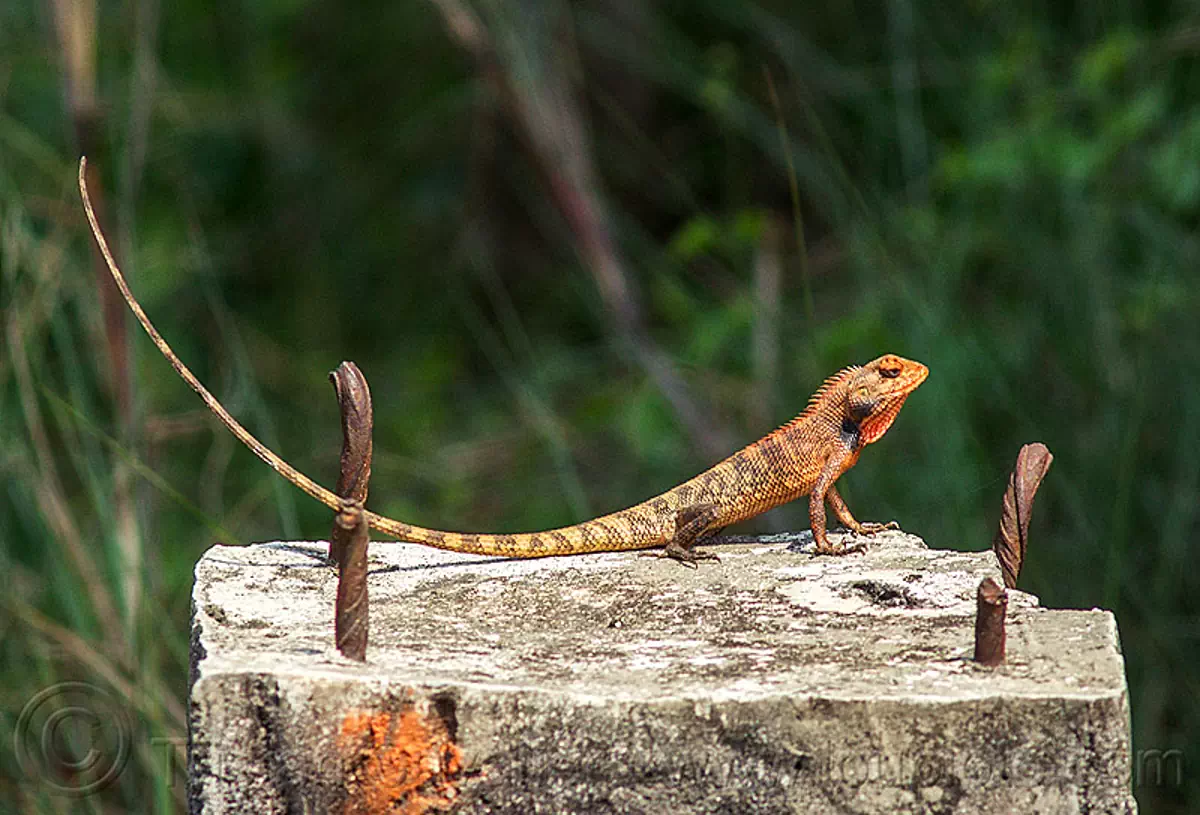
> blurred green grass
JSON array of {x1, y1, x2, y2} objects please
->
[{"x1": 2, "y1": 1, "x2": 1198, "y2": 811}]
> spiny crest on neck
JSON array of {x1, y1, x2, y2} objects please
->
[{"x1": 772, "y1": 364, "x2": 861, "y2": 434}]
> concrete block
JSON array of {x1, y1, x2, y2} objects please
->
[{"x1": 188, "y1": 531, "x2": 1135, "y2": 813}]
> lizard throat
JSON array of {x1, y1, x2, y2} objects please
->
[{"x1": 860, "y1": 399, "x2": 907, "y2": 444}]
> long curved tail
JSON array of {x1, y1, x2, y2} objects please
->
[
  {"x1": 364, "y1": 505, "x2": 667, "y2": 557},
  {"x1": 80, "y1": 158, "x2": 667, "y2": 558}
]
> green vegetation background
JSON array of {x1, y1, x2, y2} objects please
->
[{"x1": 2, "y1": 1, "x2": 1197, "y2": 811}]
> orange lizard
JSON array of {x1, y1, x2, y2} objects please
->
[{"x1": 80, "y1": 158, "x2": 927, "y2": 564}]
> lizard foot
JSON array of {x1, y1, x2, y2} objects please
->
[
  {"x1": 641, "y1": 542, "x2": 721, "y2": 568},
  {"x1": 852, "y1": 520, "x2": 899, "y2": 536},
  {"x1": 813, "y1": 539, "x2": 868, "y2": 556}
]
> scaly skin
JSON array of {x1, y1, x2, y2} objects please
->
[{"x1": 80, "y1": 158, "x2": 927, "y2": 564}]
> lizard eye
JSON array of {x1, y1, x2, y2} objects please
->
[{"x1": 879, "y1": 365, "x2": 900, "y2": 379}]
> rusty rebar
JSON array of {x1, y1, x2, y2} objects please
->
[
  {"x1": 973, "y1": 577, "x2": 1008, "y2": 666},
  {"x1": 992, "y1": 443, "x2": 1053, "y2": 589},
  {"x1": 329, "y1": 362, "x2": 372, "y2": 661}
]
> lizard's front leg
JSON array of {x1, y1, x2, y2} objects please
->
[
  {"x1": 827, "y1": 484, "x2": 898, "y2": 538},
  {"x1": 809, "y1": 451, "x2": 866, "y2": 556}
]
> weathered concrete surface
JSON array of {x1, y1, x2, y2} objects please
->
[{"x1": 189, "y1": 531, "x2": 1135, "y2": 814}]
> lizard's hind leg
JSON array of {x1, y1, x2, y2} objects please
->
[{"x1": 649, "y1": 504, "x2": 723, "y2": 567}]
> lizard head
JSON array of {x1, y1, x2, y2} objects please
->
[{"x1": 845, "y1": 354, "x2": 929, "y2": 444}]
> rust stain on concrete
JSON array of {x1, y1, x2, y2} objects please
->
[{"x1": 339, "y1": 705, "x2": 463, "y2": 814}]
